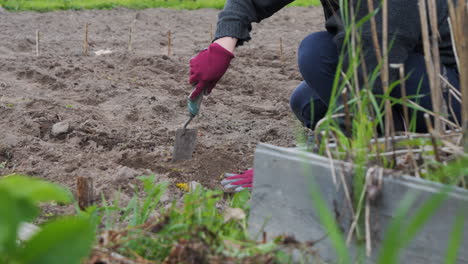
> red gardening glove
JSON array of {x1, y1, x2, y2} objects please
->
[
  {"x1": 221, "y1": 169, "x2": 253, "y2": 192},
  {"x1": 189, "y1": 43, "x2": 234, "y2": 100}
]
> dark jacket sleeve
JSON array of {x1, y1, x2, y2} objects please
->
[
  {"x1": 215, "y1": 0, "x2": 294, "y2": 46},
  {"x1": 331, "y1": 0, "x2": 422, "y2": 94}
]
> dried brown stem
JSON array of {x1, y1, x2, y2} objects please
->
[{"x1": 366, "y1": 0, "x2": 382, "y2": 64}]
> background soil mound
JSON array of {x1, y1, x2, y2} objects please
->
[{"x1": 0, "y1": 7, "x2": 323, "y2": 204}]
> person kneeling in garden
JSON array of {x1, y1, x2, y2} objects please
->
[{"x1": 188, "y1": 0, "x2": 461, "y2": 192}]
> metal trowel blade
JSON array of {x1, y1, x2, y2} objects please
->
[{"x1": 172, "y1": 128, "x2": 198, "y2": 162}]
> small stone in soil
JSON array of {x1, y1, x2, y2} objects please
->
[{"x1": 51, "y1": 121, "x2": 70, "y2": 137}]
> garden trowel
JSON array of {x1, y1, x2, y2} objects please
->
[{"x1": 172, "y1": 89, "x2": 205, "y2": 162}]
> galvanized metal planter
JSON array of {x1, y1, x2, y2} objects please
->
[{"x1": 249, "y1": 143, "x2": 468, "y2": 263}]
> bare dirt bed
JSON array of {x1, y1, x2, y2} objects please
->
[{"x1": 0, "y1": 6, "x2": 324, "y2": 212}]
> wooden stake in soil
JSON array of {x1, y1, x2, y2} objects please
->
[
  {"x1": 35, "y1": 30, "x2": 40, "y2": 57},
  {"x1": 210, "y1": 24, "x2": 213, "y2": 41},
  {"x1": 167, "y1": 30, "x2": 172, "y2": 56},
  {"x1": 128, "y1": 19, "x2": 136, "y2": 52},
  {"x1": 83, "y1": 23, "x2": 89, "y2": 56},
  {"x1": 77, "y1": 176, "x2": 94, "y2": 210}
]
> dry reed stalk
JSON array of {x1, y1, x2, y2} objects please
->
[
  {"x1": 349, "y1": 3, "x2": 361, "y2": 102},
  {"x1": 419, "y1": 0, "x2": 445, "y2": 133},
  {"x1": 35, "y1": 30, "x2": 40, "y2": 57},
  {"x1": 366, "y1": 0, "x2": 382, "y2": 64},
  {"x1": 381, "y1": 0, "x2": 395, "y2": 152},
  {"x1": 167, "y1": 30, "x2": 172, "y2": 56},
  {"x1": 448, "y1": 0, "x2": 468, "y2": 152},
  {"x1": 424, "y1": 114, "x2": 442, "y2": 162},
  {"x1": 83, "y1": 23, "x2": 89, "y2": 56},
  {"x1": 429, "y1": 0, "x2": 447, "y2": 133}
]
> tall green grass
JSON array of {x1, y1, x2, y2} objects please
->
[{"x1": 0, "y1": 0, "x2": 321, "y2": 12}]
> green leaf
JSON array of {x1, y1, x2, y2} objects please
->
[
  {"x1": 0, "y1": 174, "x2": 71, "y2": 204},
  {"x1": 230, "y1": 189, "x2": 250, "y2": 211},
  {"x1": 18, "y1": 217, "x2": 95, "y2": 264},
  {"x1": 444, "y1": 211, "x2": 466, "y2": 264},
  {"x1": 377, "y1": 188, "x2": 449, "y2": 264},
  {"x1": 0, "y1": 191, "x2": 38, "y2": 255}
]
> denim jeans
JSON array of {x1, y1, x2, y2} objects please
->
[{"x1": 289, "y1": 31, "x2": 461, "y2": 132}]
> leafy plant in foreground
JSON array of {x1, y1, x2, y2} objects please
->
[
  {"x1": 96, "y1": 175, "x2": 298, "y2": 263},
  {"x1": 0, "y1": 174, "x2": 95, "y2": 264}
]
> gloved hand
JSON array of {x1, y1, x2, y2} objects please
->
[
  {"x1": 221, "y1": 169, "x2": 253, "y2": 192},
  {"x1": 189, "y1": 43, "x2": 234, "y2": 100}
]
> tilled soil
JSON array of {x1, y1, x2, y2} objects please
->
[{"x1": 0, "y1": 6, "x2": 324, "y2": 211}]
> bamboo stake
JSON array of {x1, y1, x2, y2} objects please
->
[
  {"x1": 167, "y1": 30, "x2": 172, "y2": 56},
  {"x1": 35, "y1": 30, "x2": 40, "y2": 57},
  {"x1": 83, "y1": 23, "x2": 89, "y2": 56},
  {"x1": 77, "y1": 176, "x2": 94, "y2": 210}
]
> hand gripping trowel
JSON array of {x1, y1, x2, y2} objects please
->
[{"x1": 172, "y1": 89, "x2": 206, "y2": 162}]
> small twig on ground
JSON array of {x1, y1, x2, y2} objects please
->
[
  {"x1": 167, "y1": 30, "x2": 172, "y2": 56},
  {"x1": 35, "y1": 30, "x2": 40, "y2": 57},
  {"x1": 83, "y1": 23, "x2": 89, "y2": 56}
]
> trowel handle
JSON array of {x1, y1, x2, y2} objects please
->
[{"x1": 187, "y1": 88, "x2": 206, "y2": 116}]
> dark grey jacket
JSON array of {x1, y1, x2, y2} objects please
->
[{"x1": 215, "y1": 0, "x2": 457, "y2": 91}]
